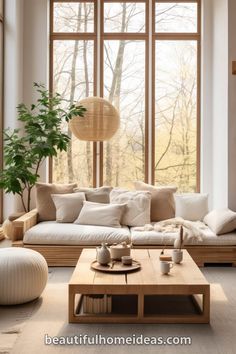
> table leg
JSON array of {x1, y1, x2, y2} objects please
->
[
  {"x1": 202, "y1": 286, "x2": 210, "y2": 323},
  {"x1": 68, "y1": 288, "x2": 75, "y2": 323},
  {"x1": 138, "y1": 294, "x2": 144, "y2": 319}
]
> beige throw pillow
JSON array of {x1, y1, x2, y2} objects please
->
[
  {"x1": 74, "y1": 201, "x2": 126, "y2": 228},
  {"x1": 73, "y1": 186, "x2": 112, "y2": 203},
  {"x1": 134, "y1": 181, "x2": 177, "y2": 222},
  {"x1": 36, "y1": 182, "x2": 77, "y2": 221},
  {"x1": 175, "y1": 193, "x2": 208, "y2": 221},
  {"x1": 51, "y1": 192, "x2": 85, "y2": 223},
  {"x1": 204, "y1": 208, "x2": 236, "y2": 235},
  {"x1": 110, "y1": 189, "x2": 151, "y2": 227}
]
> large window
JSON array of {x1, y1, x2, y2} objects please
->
[
  {"x1": 0, "y1": 0, "x2": 3, "y2": 223},
  {"x1": 50, "y1": 0, "x2": 200, "y2": 191}
]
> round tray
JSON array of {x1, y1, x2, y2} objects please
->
[{"x1": 91, "y1": 260, "x2": 141, "y2": 273}]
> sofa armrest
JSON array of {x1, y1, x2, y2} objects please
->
[{"x1": 12, "y1": 209, "x2": 38, "y2": 241}]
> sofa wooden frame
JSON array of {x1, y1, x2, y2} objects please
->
[{"x1": 12, "y1": 210, "x2": 236, "y2": 267}]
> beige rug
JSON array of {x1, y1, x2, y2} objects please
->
[{"x1": 1, "y1": 267, "x2": 236, "y2": 354}]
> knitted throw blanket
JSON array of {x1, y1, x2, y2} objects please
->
[{"x1": 133, "y1": 217, "x2": 207, "y2": 247}]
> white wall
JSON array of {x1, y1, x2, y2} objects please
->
[
  {"x1": 4, "y1": 0, "x2": 24, "y2": 218},
  {"x1": 211, "y1": 0, "x2": 228, "y2": 208},
  {"x1": 201, "y1": 0, "x2": 213, "y2": 208},
  {"x1": 202, "y1": 0, "x2": 236, "y2": 211},
  {"x1": 228, "y1": 0, "x2": 236, "y2": 211},
  {"x1": 23, "y1": 0, "x2": 48, "y2": 107},
  {"x1": 201, "y1": 0, "x2": 229, "y2": 209},
  {"x1": 23, "y1": 0, "x2": 49, "y2": 209},
  {"x1": 3, "y1": 0, "x2": 48, "y2": 219}
]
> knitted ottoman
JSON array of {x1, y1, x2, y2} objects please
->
[{"x1": 0, "y1": 248, "x2": 48, "y2": 305}]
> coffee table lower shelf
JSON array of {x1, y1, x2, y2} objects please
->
[{"x1": 69, "y1": 291, "x2": 210, "y2": 324}]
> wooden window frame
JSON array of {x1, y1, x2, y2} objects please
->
[
  {"x1": 0, "y1": 0, "x2": 4, "y2": 223},
  {"x1": 49, "y1": 0, "x2": 201, "y2": 191}
]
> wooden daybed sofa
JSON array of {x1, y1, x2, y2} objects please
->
[{"x1": 11, "y1": 209, "x2": 236, "y2": 267}]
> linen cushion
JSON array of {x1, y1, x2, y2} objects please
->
[
  {"x1": 23, "y1": 222, "x2": 130, "y2": 246},
  {"x1": 134, "y1": 181, "x2": 177, "y2": 221},
  {"x1": 51, "y1": 192, "x2": 85, "y2": 223},
  {"x1": 73, "y1": 186, "x2": 112, "y2": 203},
  {"x1": 36, "y1": 182, "x2": 77, "y2": 221},
  {"x1": 175, "y1": 193, "x2": 208, "y2": 221},
  {"x1": 74, "y1": 201, "x2": 126, "y2": 228},
  {"x1": 110, "y1": 189, "x2": 151, "y2": 227},
  {"x1": 204, "y1": 208, "x2": 236, "y2": 235}
]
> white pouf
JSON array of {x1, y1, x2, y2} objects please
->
[{"x1": 0, "y1": 248, "x2": 48, "y2": 305}]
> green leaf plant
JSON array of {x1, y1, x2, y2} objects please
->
[{"x1": 0, "y1": 83, "x2": 86, "y2": 212}]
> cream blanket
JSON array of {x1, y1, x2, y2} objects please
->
[{"x1": 133, "y1": 217, "x2": 207, "y2": 247}]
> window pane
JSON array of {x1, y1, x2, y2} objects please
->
[
  {"x1": 103, "y1": 40, "x2": 145, "y2": 188},
  {"x1": 53, "y1": 40, "x2": 94, "y2": 186},
  {"x1": 155, "y1": 41, "x2": 197, "y2": 192},
  {"x1": 104, "y1": 3, "x2": 145, "y2": 33},
  {"x1": 53, "y1": 2, "x2": 94, "y2": 32},
  {"x1": 155, "y1": 2, "x2": 197, "y2": 33}
]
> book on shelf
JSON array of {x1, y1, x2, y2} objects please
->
[{"x1": 82, "y1": 294, "x2": 112, "y2": 314}]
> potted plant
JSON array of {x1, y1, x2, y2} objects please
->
[{"x1": 0, "y1": 82, "x2": 85, "y2": 213}]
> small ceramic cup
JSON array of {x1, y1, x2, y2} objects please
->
[
  {"x1": 172, "y1": 249, "x2": 183, "y2": 264},
  {"x1": 160, "y1": 261, "x2": 174, "y2": 275},
  {"x1": 121, "y1": 256, "x2": 133, "y2": 266}
]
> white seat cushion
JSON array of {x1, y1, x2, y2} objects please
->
[
  {"x1": 24, "y1": 221, "x2": 130, "y2": 246},
  {"x1": 130, "y1": 224, "x2": 236, "y2": 246}
]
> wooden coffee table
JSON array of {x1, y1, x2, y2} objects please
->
[{"x1": 68, "y1": 249, "x2": 210, "y2": 324}]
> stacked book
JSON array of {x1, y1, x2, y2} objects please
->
[{"x1": 83, "y1": 294, "x2": 112, "y2": 314}]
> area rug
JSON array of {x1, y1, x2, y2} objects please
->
[{"x1": 1, "y1": 267, "x2": 236, "y2": 354}]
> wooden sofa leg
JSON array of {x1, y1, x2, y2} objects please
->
[{"x1": 12, "y1": 241, "x2": 24, "y2": 247}]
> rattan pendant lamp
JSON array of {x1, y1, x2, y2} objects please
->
[{"x1": 69, "y1": 97, "x2": 120, "y2": 141}]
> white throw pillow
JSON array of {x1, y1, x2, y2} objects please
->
[
  {"x1": 110, "y1": 189, "x2": 151, "y2": 227},
  {"x1": 74, "y1": 201, "x2": 126, "y2": 228},
  {"x1": 175, "y1": 193, "x2": 208, "y2": 221},
  {"x1": 51, "y1": 192, "x2": 85, "y2": 223},
  {"x1": 204, "y1": 208, "x2": 236, "y2": 235}
]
